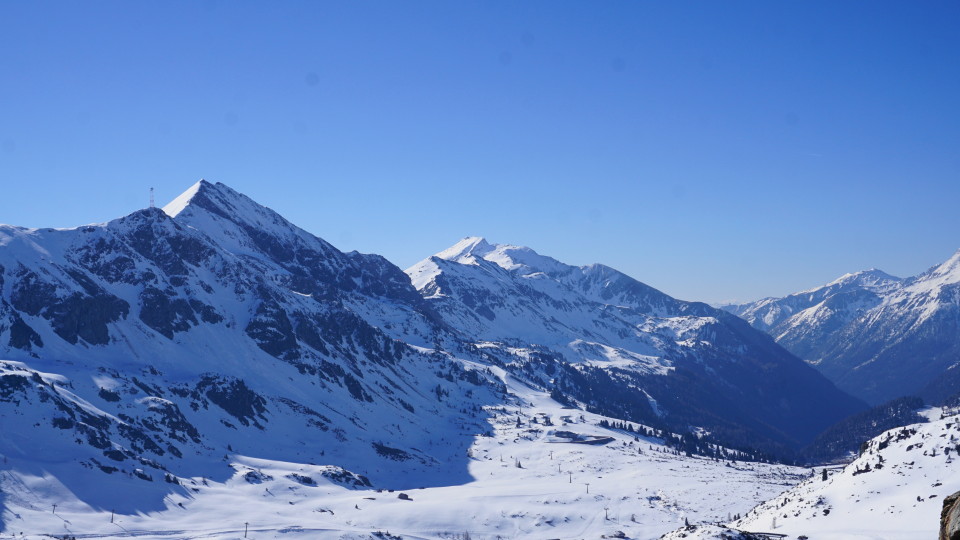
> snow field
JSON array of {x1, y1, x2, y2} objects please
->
[
  {"x1": 734, "y1": 410, "x2": 960, "y2": 539},
  {"x1": 2, "y1": 372, "x2": 808, "y2": 539}
]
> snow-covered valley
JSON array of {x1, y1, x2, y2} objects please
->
[{"x1": 1, "y1": 366, "x2": 808, "y2": 540}]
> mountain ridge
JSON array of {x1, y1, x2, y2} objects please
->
[
  {"x1": 408, "y1": 236, "x2": 866, "y2": 454},
  {"x1": 725, "y1": 249, "x2": 960, "y2": 404}
]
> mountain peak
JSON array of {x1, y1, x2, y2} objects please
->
[
  {"x1": 936, "y1": 247, "x2": 960, "y2": 273},
  {"x1": 915, "y1": 247, "x2": 960, "y2": 286},
  {"x1": 162, "y1": 179, "x2": 211, "y2": 218},
  {"x1": 431, "y1": 237, "x2": 571, "y2": 276},
  {"x1": 435, "y1": 236, "x2": 494, "y2": 262},
  {"x1": 161, "y1": 180, "x2": 259, "y2": 224},
  {"x1": 812, "y1": 267, "x2": 902, "y2": 295},
  {"x1": 160, "y1": 180, "x2": 294, "y2": 237},
  {"x1": 157, "y1": 179, "x2": 346, "y2": 266}
]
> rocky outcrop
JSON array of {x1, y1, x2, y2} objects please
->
[{"x1": 942, "y1": 490, "x2": 960, "y2": 540}]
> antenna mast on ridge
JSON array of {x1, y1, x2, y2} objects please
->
[{"x1": 150, "y1": 187, "x2": 155, "y2": 208}]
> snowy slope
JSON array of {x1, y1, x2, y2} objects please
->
[
  {"x1": 730, "y1": 408, "x2": 960, "y2": 539},
  {"x1": 725, "y1": 252, "x2": 960, "y2": 404},
  {"x1": 407, "y1": 238, "x2": 865, "y2": 454},
  {"x1": 2, "y1": 365, "x2": 809, "y2": 540}
]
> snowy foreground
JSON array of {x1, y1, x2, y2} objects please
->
[
  {"x1": 1, "y1": 371, "x2": 807, "y2": 540},
  {"x1": 731, "y1": 408, "x2": 960, "y2": 540}
]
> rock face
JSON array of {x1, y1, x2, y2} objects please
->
[
  {"x1": 725, "y1": 255, "x2": 960, "y2": 405},
  {"x1": 407, "y1": 237, "x2": 866, "y2": 454},
  {"x1": 942, "y1": 491, "x2": 960, "y2": 540}
]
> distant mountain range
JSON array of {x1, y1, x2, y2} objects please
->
[
  {"x1": 407, "y1": 237, "x2": 864, "y2": 454},
  {"x1": 724, "y1": 252, "x2": 960, "y2": 405}
]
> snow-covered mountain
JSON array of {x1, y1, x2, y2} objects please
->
[
  {"x1": 725, "y1": 252, "x2": 960, "y2": 404},
  {"x1": 0, "y1": 180, "x2": 510, "y2": 519},
  {"x1": 406, "y1": 237, "x2": 865, "y2": 454},
  {"x1": 2, "y1": 180, "x2": 949, "y2": 538}
]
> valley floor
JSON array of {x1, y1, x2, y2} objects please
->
[{"x1": 1, "y1": 372, "x2": 808, "y2": 540}]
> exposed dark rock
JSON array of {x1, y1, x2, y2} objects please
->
[
  {"x1": 49, "y1": 291, "x2": 129, "y2": 345},
  {"x1": 78, "y1": 242, "x2": 138, "y2": 283},
  {"x1": 8, "y1": 314, "x2": 42, "y2": 350},
  {"x1": 197, "y1": 375, "x2": 268, "y2": 428},
  {"x1": 116, "y1": 423, "x2": 165, "y2": 456},
  {"x1": 320, "y1": 467, "x2": 372, "y2": 489},
  {"x1": 372, "y1": 442, "x2": 412, "y2": 461},
  {"x1": 188, "y1": 298, "x2": 223, "y2": 323},
  {"x1": 243, "y1": 470, "x2": 273, "y2": 484},
  {"x1": 138, "y1": 398, "x2": 202, "y2": 443},
  {"x1": 245, "y1": 293, "x2": 299, "y2": 360},
  {"x1": 275, "y1": 397, "x2": 330, "y2": 430},
  {"x1": 139, "y1": 286, "x2": 198, "y2": 339},
  {"x1": 343, "y1": 373, "x2": 373, "y2": 402},
  {"x1": 11, "y1": 267, "x2": 129, "y2": 345},
  {"x1": 286, "y1": 473, "x2": 316, "y2": 486},
  {"x1": 293, "y1": 314, "x2": 331, "y2": 356},
  {"x1": 51, "y1": 416, "x2": 74, "y2": 429},
  {"x1": 942, "y1": 490, "x2": 960, "y2": 540},
  {"x1": 10, "y1": 266, "x2": 62, "y2": 317}
]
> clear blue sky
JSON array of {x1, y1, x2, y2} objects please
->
[{"x1": 2, "y1": 1, "x2": 958, "y2": 303}]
